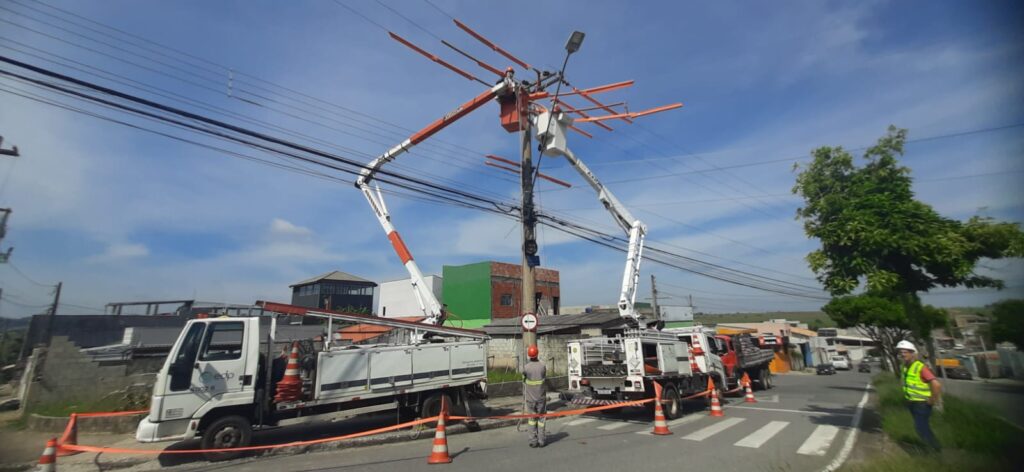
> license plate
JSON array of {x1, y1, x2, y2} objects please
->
[{"x1": 596, "y1": 388, "x2": 613, "y2": 395}]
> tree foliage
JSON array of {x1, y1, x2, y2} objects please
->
[
  {"x1": 794, "y1": 126, "x2": 1024, "y2": 374},
  {"x1": 793, "y1": 126, "x2": 1024, "y2": 296},
  {"x1": 990, "y1": 299, "x2": 1024, "y2": 348}
]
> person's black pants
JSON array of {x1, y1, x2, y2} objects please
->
[{"x1": 907, "y1": 401, "x2": 941, "y2": 450}]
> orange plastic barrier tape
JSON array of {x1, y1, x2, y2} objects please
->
[{"x1": 59, "y1": 416, "x2": 436, "y2": 455}]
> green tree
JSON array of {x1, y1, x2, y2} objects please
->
[
  {"x1": 793, "y1": 126, "x2": 1024, "y2": 374},
  {"x1": 990, "y1": 299, "x2": 1024, "y2": 348}
]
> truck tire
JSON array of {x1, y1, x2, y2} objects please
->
[
  {"x1": 201, "y1": 415, "x2": 252, "y2": 462},
  {"x1": 421, "y1": 392, "x2": 454, "y2": 424},
  {"x1": 764, "y1": 370, "x2": 773, "y2": 390},
  {"x1": 662, "y1": 385, "x2": 682, "y2": 420}
]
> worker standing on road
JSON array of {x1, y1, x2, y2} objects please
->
[
  {"x1": 897, "y1": 340, "x2": 942, "y2": 451},
  {"x1": 523, "y1": 344, "x2": 547, "y2": 448}
]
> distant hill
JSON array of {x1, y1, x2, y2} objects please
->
[
  {"x1": 0, "y1": 316, "x2": 32, "y2": 330},
  {"x1": 694, "y1": 311, "x2": 835, "y2": 327}
]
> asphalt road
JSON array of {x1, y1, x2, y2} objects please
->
[{"x1": 161, "y1": 369, "x2": 874, "y2": 472}]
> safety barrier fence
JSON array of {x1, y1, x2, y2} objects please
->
[{"x1": 49, "y1": 382, "x2": 728, "y2": 458}]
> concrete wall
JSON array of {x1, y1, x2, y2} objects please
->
[
  {"x1": 378, "y1": 275, "x2": 442, "y2": 318},
  {"x1": 24, "y1": 337, "x2": 158, "y2": 414},
  {"x1": 487, "y1": 334, "x2": 573, "y2": 377}
]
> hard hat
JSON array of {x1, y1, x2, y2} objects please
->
[
  {"x1": 896, "y1": 340, "x2": 917, "y2": 352},
  {"x1": 527, "y1": 345, "x2": 539, "y2": 359}
]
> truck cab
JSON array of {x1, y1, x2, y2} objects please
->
[{"x1": 137, "y1": 317, "x2": 261, "y2": 443}]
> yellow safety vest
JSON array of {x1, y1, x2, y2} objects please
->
[{"x1": 902, "y1": 360, "x2": 932, "y2": 402}]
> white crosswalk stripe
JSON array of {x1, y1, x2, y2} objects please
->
[
  {"x1": 635, "y1": 413, "x2": 705, "y2": 435},
  {"x1": 734, "y1": 420, "x2": 789, "y2": 448},
  {"x1": 682, "y1": 417, "x2": 745, "y2": 441},
  {"x1": 797, "y1": 425, "x2": 841, "y2": 456},
  {"x1": 565, "y1": 418, "x2": 598, "y2": 427},
  {"x1": 597, "y1": 421, "x2": 632, "y2": 431}
]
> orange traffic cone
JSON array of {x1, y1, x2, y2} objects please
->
[
  {"x1": 742, "y1": 373, "x2": 757, "y2": 403},
  {"x1": 274, "y1": 342, "x2": 302, "y2": 403},
  {"x1": 688, "y1": 345, "x2": 700, "y2": 373},
  {"x1": 427, "y1": 396, "x2": 452, "y2": 464},
  {"x1": 651, "y1": 382, "x2": 672, "y2": 435},
  {"x1": 57, "y1": 413, "x2": 80, "y2": 457},
  {"x1": 36, "y1": 438, "x2": 57, "y2": 472},
  {"x1": 708, "y1": 377, "x2": 724, "y2": 417}
]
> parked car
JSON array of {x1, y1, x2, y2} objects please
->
[
  {"x1": 858, "y1": 362, "x2": 871, "y2": 373},
  {"x1": 830, "y1": 356, "x2": 851, "y2": 370},
  {"x1": 816, "y1": 363, "x2": 836, "y2": 375}
]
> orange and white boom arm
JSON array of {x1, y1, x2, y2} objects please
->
[{"x1": 356, "y1": 76, "x2": 515, "y2": 329}]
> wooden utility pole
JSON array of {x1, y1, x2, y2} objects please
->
[
  {"x1": 520, "y1": 95, "x2": 538, "y2": 353},
  {"x1": 650, "y1": 274, "x2": 660, "y2": 321}
]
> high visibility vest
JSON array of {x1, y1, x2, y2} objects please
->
[{"x1": 902, "y1": 360, "x2": 932, "y2": 402}]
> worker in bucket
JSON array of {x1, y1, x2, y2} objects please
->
[
  {"x1": 897, "y1": 340, "x2": 942, "y2": 451},
  {"x1": 523, "y1": 344, "x2": 547, "y2": 448}
]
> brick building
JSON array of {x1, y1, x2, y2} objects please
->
[{"x1": 442, "y1": 261, "x2": 560, "y2": 328}]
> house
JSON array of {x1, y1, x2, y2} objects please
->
[
  {"x1": 442, "y1": 261, "x2": 560, "y2": 329},
  {"x1": 377, "y1": 275, "x2": 443, "y2": 318},
  {"x1": 290, "y1": 270, "x2": 377, "y2": 313}
]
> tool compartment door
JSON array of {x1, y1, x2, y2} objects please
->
[
  {"x1": 369, "y1": 347, "x2": 413, "y2": 390},
  {"x1": 449, "y1": 342, "x2": 486, "y2": 380},
  {"x1": 412, "y1": 344, "x2": 451, "y2": 386},
  {"x1": 657, "y1": 343, "x2": 679, "y2": 375},
  {"x1": 316, "y1": 349, "x2": 369, "y2": 400}
]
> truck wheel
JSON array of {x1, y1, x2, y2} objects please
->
[
  {"x1": 662, "y1": 385, "x2": 682, "y2": 420},
  {"x1": 421, "y1": 392, "x2": 455, "y2": 424},
  {"x1": 201, "y1": 415, "x2": 252, "y2": 462},
  {"x1": 764, "y1": 370, "x2": 773, "y2": 389}
]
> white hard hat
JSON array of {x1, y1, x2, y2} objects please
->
[{"x1": 896, "y1": 340, "x2": 917, "y2": 352}]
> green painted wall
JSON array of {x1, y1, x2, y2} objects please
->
[{"x1": 442, "y1": 262, "x2": 492, "y2": 323}]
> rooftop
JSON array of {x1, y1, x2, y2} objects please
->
[{"x1": 290, "y1": 270, "x2": 375, "y2": 287}]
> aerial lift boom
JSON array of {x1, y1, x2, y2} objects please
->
[{"x1": 534, "y1": 110, "x2": 648, "y2": 325}]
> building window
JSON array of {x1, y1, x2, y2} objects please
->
[{"x1": 500, "y1": 294, "x2": 513, "y2": 306}]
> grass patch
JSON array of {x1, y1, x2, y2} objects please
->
[
  {"x1": 27, "y1": 395, "x2": 140, "y2": 418},
  {"x1": 844, "y1": 373, "x2": 1021, "y2": 471},
  {"x1": 487, "y1": 369, "x2": 522, "y2": 384}
]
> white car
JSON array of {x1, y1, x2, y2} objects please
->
[{"x1": 830, "y1": 356, "x2": 851, "y2": 370}]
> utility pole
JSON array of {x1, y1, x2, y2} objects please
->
[
  {"x1": 0, "y1": 136, "x2": 18, "y2": 157},
  {"x1": 45, "y1": 281, "x2": 61, "y2": 346},
  {"x1": 650, "y1": 274, "x2": 660, "y2": 321},
  {"x1": 520, "y1": 93, "x2": 538, "y2": 353}
]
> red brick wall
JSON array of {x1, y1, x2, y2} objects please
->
[{"x1": 489, "y1": 262, "x2": 560, "y2": 319}]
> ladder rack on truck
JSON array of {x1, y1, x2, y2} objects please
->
[{"x1": 136, "y1": 302, "x2": 487, "y2": 460}]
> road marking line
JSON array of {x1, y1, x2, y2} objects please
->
[
  {"x1": 797, "y1": 425, "x2": 840, "y2": 456},
  {"x1": 597, "y1": 421, "x2": 631, "y2": 431},
  {"x1": 821, "y1": 383, "x2": 872, "y2": 472},
  {"x1": 635, "y1": 414, "x2": 705, "y2": 434},
  {"x1": 728, "y1": 406, "x2": 852, "y2": 416},
  {"x1": 682, "y1": 417, "x2": 745, "y2": 441},
  {"x1": 734, "y1": 420, "x2": 789, "y2": 448},
  {"x1": 566, "y1": 418, "x2": 598, "y2": 427}
]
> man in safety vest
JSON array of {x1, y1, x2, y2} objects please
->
[
  {"x1": 523, "y1": 344, "x2": 547, "y2": 448},
  {"x1": 897, "y1": 340, "x2": 942, "y2": 451}
]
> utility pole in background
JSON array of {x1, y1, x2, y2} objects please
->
[
  {"x1": 45, "y1": 281, "x2": 61, "y2": 346},
  {"x1": 650, "y1": 274, "x2": 660, "y2": 321},
  {"x1": 0, "y1": 136, "x2": 18, "y2": 263}
]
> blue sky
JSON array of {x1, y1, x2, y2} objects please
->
[{"x1": 0, "y1": 0, "x2": 1021, "y2": 317}]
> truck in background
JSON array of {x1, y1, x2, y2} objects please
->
[
  {"x1": 667, "y1": 327, "x2": 775, "y2": 391},
  {"x1": 136, "y1": 302, "x2": 487, "y2": 460}
]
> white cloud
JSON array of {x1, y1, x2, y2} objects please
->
[
  {"x1": 270, "y1": 218, "x2": 312, "y2": 237},
  {"x1": 87, "y1": 242, "x2": 149, "y2": 263}
]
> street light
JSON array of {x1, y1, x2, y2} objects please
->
[{"x1": 565, "y1": 31, "x2": 585, "y2": 54}]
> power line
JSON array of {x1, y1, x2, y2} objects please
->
[
  {"x1": 0, "y1": 55, "x2": 838, "y2": 300},
  {"x1": 5, "y1": 261, "x2": 53, "y2": 287}
]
